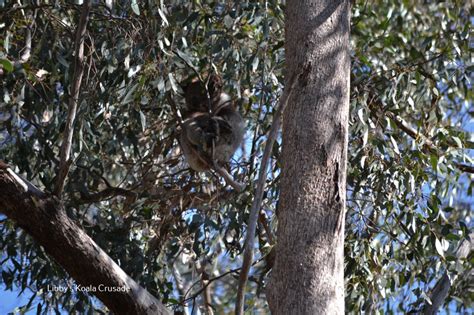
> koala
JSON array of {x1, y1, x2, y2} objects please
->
[
  {"x1": 182, "y1": 74, "x2": 224, "y2": 114},
  {"x1": 179, "y1": 75, "x2": 245, "y2": 172}
]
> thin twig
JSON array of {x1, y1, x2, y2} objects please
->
[
  {"x1": 166, "y1": 93, "x2": 184, "y2": 125},
  {"x1": 172, "y1": 50, "x2": 203, "y2": 82},
  {"x1": 78, "y1": 187, "x2": 137, "y2": 204},
  {"x1": 54, "y1": 0, "x2": 91, "y2": 196},
  {"x1": 235, "y1": 71, "x2": 299, "y2": 315},
  {"x1": 183, "y1": 267, "x2": 239, "y2": 303},
  {"x1": 195, "y1": 260, "x2": 214, "y2": 315},
  {"x1": 213, "y1": 162, "x2": 245, "y2": 192},
  {"x1": 172, "y1": 266, "x2": 190, "y2": 315},
  {"x1": 455, "y1": 163, "x2": 474, "y2": 174},
  {"x1": 383, "y1": 105, "x2": 474, "y2": 174},
  {"x1": 183, "y1": 256, "x2": 265, "y2": 304}
]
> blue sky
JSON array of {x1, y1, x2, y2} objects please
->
[{"x1": 0, "y1": 284, "x2": 39, "y2": 314}]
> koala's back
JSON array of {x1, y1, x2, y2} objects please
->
[{"x1": 213, "y1": 110, "x2": 245, "y2": 162}]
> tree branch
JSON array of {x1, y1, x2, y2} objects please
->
[
  {"x1": 235, "y1": 71, "x2": 300, "y2": 315},
  {"x1": 54, "y1": 0, "x2": 91, "y2": 196},
  {"x1": 183, "y1": 256, "x2": 264, "y2": 305},
  {"x1": 367, "y1": 95, "x2": 474, "y2": 174},
  {"x1": 195, "y1": 260, "x2": 214, "y2": 315},
  {"x1": 452, "y1": 163, "x2": 474, "y2": 174},
  {"x1": 212, "y1": 162, "x2": 245, "y2": 192},
  {"x1": 78, "y1": 187, "x2": 137, "y2": 204},
  {"x1": 384, "y1": 111, "x2": 474, "y2": 174},
  {"x1": 0, "y1": 162, "x2": 171, "y2": 315}
]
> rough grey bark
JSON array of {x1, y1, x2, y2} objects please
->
[
  {"x1": 0, "y1": 162, "x2": 171, "y2": 315},
  {"x1": 266, "y1": 1, "x2": 350, "y2": 314}
]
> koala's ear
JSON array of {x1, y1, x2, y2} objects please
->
[
  {"x1": 182, "y1": 78, "x2": 207, "y2": 112},
  {"x1": 208, "y1": 74, "x2": 223, "y2": 95},
  {"x1": 180, "y1": 76, "x2": 199, "y2": 92}
]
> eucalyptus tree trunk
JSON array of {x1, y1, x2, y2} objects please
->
[{"x1": 266, "y1": 1, "x2": 350, "y2": 314}]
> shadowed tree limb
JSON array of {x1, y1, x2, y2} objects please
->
[{"x1": 0, "y1": 161, "x2": 171, "y2": 315}]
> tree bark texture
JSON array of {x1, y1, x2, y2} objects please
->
[
  {"x1": 0, "y1": 162, "x2": 170, "y2": 315},
  {"x1": 266, "y1": 1, "x2": 350, "y2": 314}
]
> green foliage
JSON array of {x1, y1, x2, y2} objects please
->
[
  {"x1": 0, "y1": 0, "x2": 472, "y2": 314},
  {"x1": 348, "y1": 1, "x2": 472, "y2": 313}
]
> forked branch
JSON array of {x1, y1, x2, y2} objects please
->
[{"x1": 54, "y1": 0, "x2": 91, "y2": 196}]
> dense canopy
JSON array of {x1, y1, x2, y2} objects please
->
[{"x1": 0, "y1": 0, "x2": 472, "y2": 313}]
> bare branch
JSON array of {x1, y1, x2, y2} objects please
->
[
  {"x1": 235, "y1": 71, "x2": 300, "y2": 315},
  {"x1": 78, "y1": 187, "x2": 137, "y2": 204},
  {"x1": 195, "y1": 260, "x2": 214, "y2": 315},
  {"x1": 172, "y1": 266, "x2": 190, "y2": 315},
  {"x1": 213, "y1": 162, "x2": 245, "y2": 192},
  {"x1": 384, "y1": 111, "x2": 435, "y2": 147},
  {"x1": 0, "y1": 162, "x2": 171, "y2": 315},
  {"x1": 183, "y1": 256, "x2": 264, "y2": 304},
  {"x1": 184, "y1": 267, "x2": 239, "y2": 304},
  {"x1": 454, "y1": 163, "x2": 474, "y2": 173},
  {"x1": 54, "y1": 0, "x2": 91, "y2": 196}
]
